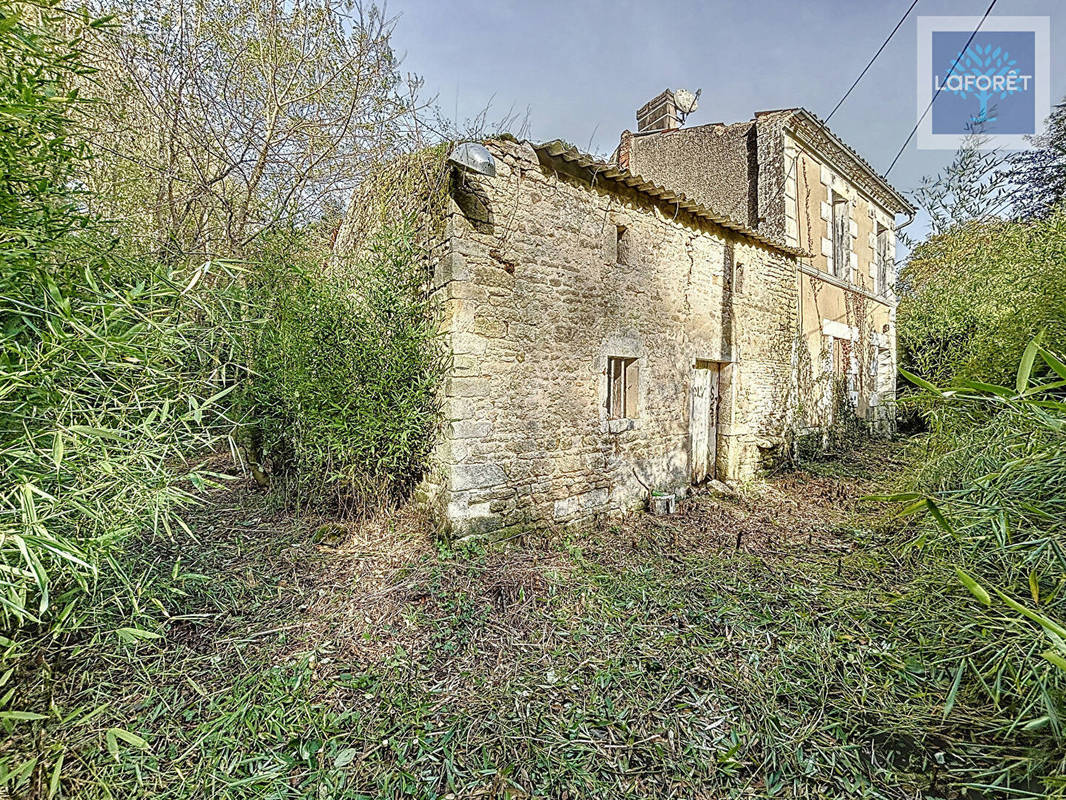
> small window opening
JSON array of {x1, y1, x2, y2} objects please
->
[
  {"x1": 616, "y1": 225, "x2": 631, "y2": 265},
  {"x1": 832, "y1": 338, "x2": 848, "y2": 377},
  {"x1": 831, "y1": 193, "x2": 850, "y2": 279},
  {"x1": 607, "y1": 356, "x2": 639, "y2": 419},
  {"x1": 734, "y1": 262, "x2": 745, "y2": 294}
]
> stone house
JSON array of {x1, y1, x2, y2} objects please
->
[
  {"x1": 417, "y1": 136, "x2": 803, "y2": 537},
  {"x1": 619, "y1": 90, "x2": 915, "y2": 434},
  {"x1": 347, "y1": 91, "x2": 911, "y2": 536}
]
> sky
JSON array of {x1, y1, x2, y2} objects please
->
[{"x1": 385, "y1": 0, "x2": 1065, "y2": 242}]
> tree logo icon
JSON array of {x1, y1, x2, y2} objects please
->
[
  {"x1": 919, "y1": 17, "x2": 1049, "y2": 149},
  {"x1": 936, "y1": 43, "x2": 1032, "y2": 125}
]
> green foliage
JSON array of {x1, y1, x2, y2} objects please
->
[
  {"x1": 239, "y1": 220, "x2": 442, "y2": 513},
  {"x1": 1, "y1": 0, "x2": 441, "y2": 794},
  {"x1": 83, "y1": 0, "x2": 414, "y2": 260},
  {"x1": 897, "y1": 146, "x2": 1066, "y2": 789},
  {"x1": 909, "y1": 131, "x2": 1009, "y2": 237},
  {"x1": 1, "y1": 0, "x2": 233, "y2": 637},
  {"x1": 1007, "y1": 97, "x2": 1066, "y2": 222},
  {"x1": 0, "y1": 0, "x2": 92, "y2": 253},
  {"x1": 898, "y1": 211, "x2": 1066, "y2": 393},
  {"x1": 893, "y1": 343, "x2": 1066, "y2": 794}
]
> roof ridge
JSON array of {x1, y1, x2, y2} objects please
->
[{"x1": 529, "y1": 139, "x2": 808, "y2": 259}]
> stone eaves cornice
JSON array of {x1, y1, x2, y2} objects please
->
[{"x1": 781, "y1": 109, "x2": 914, "y2": 216}]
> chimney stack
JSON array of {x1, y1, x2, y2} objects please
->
[{"x1": 636, "y1": 89, "x2": 680, "y2": 133}]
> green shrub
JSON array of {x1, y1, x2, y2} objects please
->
[
  {"x1": 239, "y1": 219, "x2": 442, "y2": 514},
  {"x1": 896, "y1": 200, "x2": 1066, "y2": 791},
  {"x1": 892, "y1": 345, "x2": 1066, "y2": 793},
  {"x1": 898, "y1": 212, "x2": 1066, "y2": 393},
  {"x1": 1, "y1": 1, "x2": 235, "y2": 639}
]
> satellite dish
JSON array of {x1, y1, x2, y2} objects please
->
[
  {"x1": 448, "y1": 142, "x2": 496, "y2": 177},
  {"x1": 674, "y1": 88, "x2": 701, "y2": 120}
]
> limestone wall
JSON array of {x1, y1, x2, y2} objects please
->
[
  {"x1": 626, "y1": 123, "x2": 757, "y2": 227},
  {"x1": 424, "y1": 140, "x2": 798, "y2": 535},
  {"x1": 783, "y1": 134, "x2": 898, "y2": 431},
  {"x1": 619, "y1": 112, "x2": 905, "y2": 440}
]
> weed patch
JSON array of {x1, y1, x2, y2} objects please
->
[{"x1": 16, "y1": 444, "x2": 1057, "y2": 798}]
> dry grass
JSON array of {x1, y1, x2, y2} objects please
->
[{"x1": 9, "y1": 440, "x2": 1043, "y2": 799}]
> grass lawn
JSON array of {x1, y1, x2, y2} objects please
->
[{"x1": 7, "y1": 443, "x2": 1054, "y2": 798}]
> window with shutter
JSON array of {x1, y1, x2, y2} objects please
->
[
  {"x1": 875, "y1": 224, "x2": 890, "y2": 295},
  {"x1": 831, "y1": 194, "x2": 850, "y2": 280}
]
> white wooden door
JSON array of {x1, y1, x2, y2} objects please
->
[{"x1": 690, "y1": 361, "x2": 719, "y2": 483}]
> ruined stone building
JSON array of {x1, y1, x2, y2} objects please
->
[{"x1": 353, "y1": 90, "x2": 913, "y2": 535}]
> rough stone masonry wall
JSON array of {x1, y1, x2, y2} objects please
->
[
  {"x1": 626, "y1": 123, "x2": 757, "y2": 228},
  {"x1": 754, "y1": 112, "x2": 792, "y2": 242},
  {"x1": 422, "y1": 140, "x2": 798, "y2": 536}
]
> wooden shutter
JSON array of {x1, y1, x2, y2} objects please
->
[{"x1": 624, "y1": 359, "x2": 639, "y2": 419}]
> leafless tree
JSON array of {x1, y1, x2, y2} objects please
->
[{"x1": 81, "y1": 0, "x2": 425, "y2": 260}]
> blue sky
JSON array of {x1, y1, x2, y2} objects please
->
[{"x1": 388, "y1": 0, "x2": 1064, "y2": 240}]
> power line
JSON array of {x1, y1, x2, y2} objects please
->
[
  {"x1": 885, "y1": 0, "x2": 1000, "y2": 177},
  {"x1": 777, "y1": 2, "x2": 921, "y2": 256},
  {"x1": 825, "y1": 0, "x2": 921, "y2": 125}
]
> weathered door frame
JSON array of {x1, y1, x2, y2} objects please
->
[{"x1": 690, "y1": 359, "x2": 721, "y2": 483}]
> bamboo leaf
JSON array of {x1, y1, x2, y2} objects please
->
[
  {"x1": 955, "y1": 379, "x2": 1015, "y2": 398},
  {"x1": 1042, "y1": 649, "x2": 1066, "y2": 673},
  {"x1": 898, "y1": 498, "x2": 930, "y2": 517},
  {"x1": 994, "y1": 589, "x2": 1066, "y2": 639},
  {"x1": 1016, "y1": 332, "x2": 1044, "y2": 394},
  {"x1": 899, "y1": 368, "x2": 943, "y2": 395},
  {"x1": 181, "y1": 263, "x2": 206, "y2": 295},
  {"x1": 115, "y1": 627, "x2": 163, "y2": 643},
  {"x1": 1020, "y1": 378, "x2": 1066, "y2": 396},
  {"x1": 48, "y1": 752, "x2": 64, "y2": 799},
  {"x1": 1041, "y1": 349, "x2": 1066, "y2": 380},
  {"x1": 925, "y1": 499, "x2": 955, "y2": 535},
  {"x1": 51, "y1": 431, "x2": 63, "y2": 468},
  {"x1": 943, "y1": 661, "x2": 965, "y2": 719},
  {"x1": 1022, "y1": 716, "x2": 1050, "y2": 732},
  {"x1": 107, "y1": 727, "x2": 149, "y2": 750},
  {"x1": 0, "y1": 710, "x2": 49, "y2": 721},
  {"x1": 334, "y1": 747, "x2": 359, "y2": 768},
  {"x1": 955, "y1": 568, "x2": 991, "y2": 607}
]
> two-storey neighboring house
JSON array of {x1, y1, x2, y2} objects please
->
[{"x1": 619, "y1": 91, "x2": 914, "y2": 435}]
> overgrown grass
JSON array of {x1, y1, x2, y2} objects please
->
[{"x1": 8, "y1": 445, "x2": 1063, "y2": 798}]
